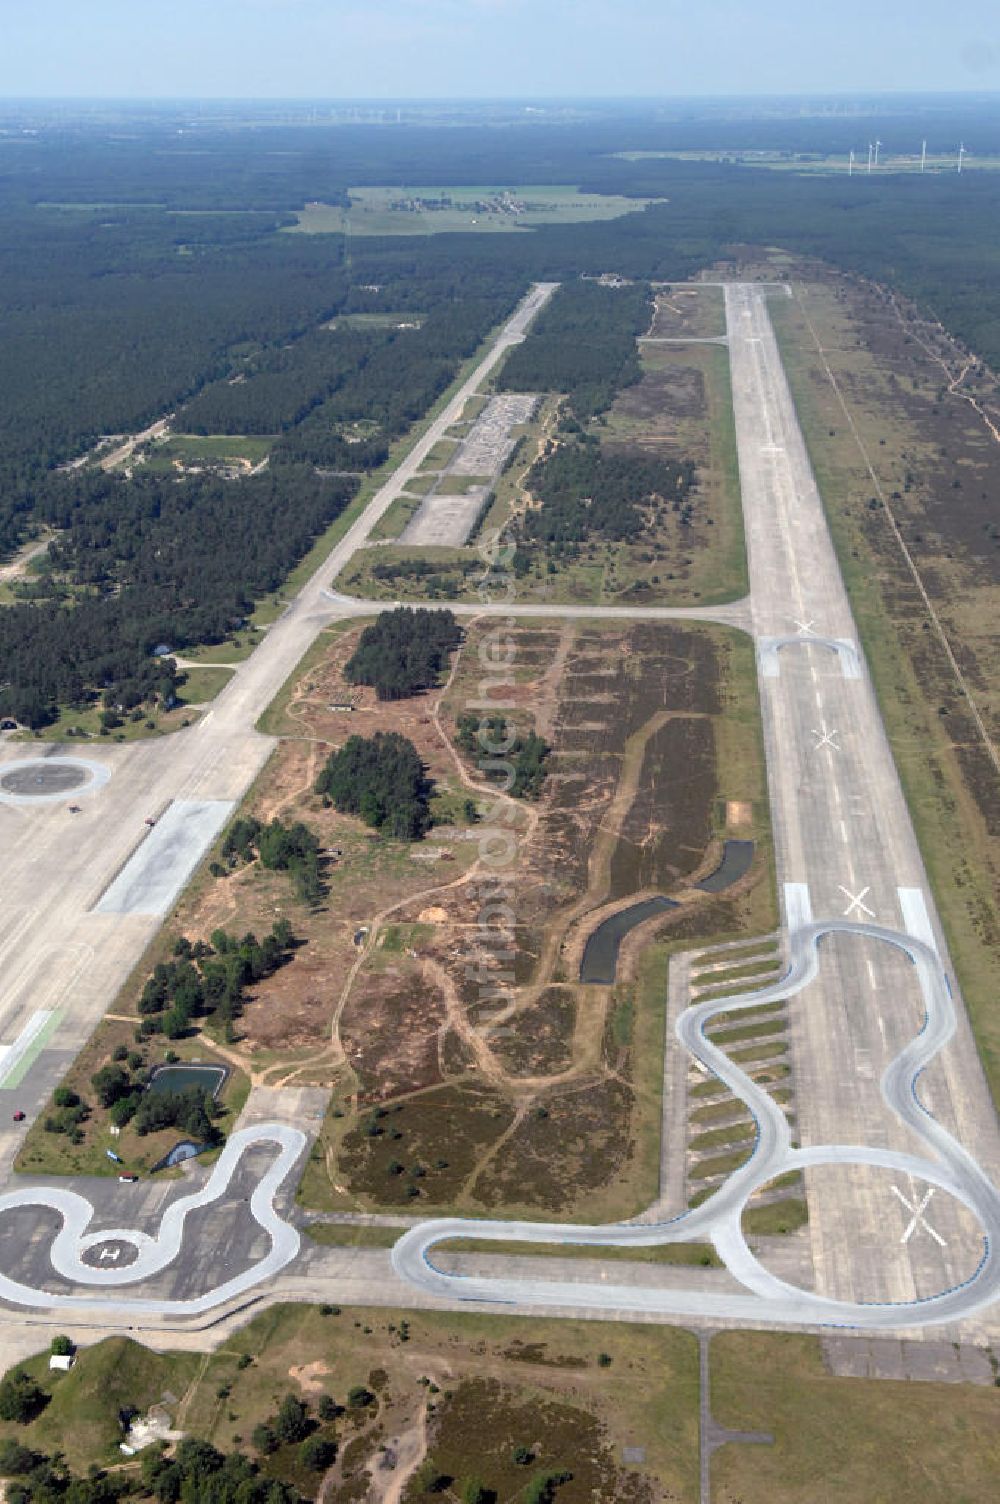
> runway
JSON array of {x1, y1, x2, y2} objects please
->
[{"x1": 0, "y1": 283, "x2": 999, "y2": 1336}]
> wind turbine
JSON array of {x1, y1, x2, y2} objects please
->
[
  {"x1": 874, "y1": 139, "x2": 882, "y2": 167},
  {"x1": 849, "y1": 149, "x2": 855, "y2": 176},
  {"x1": 867, "y1": 142, "x2": 873, "y2": 174},
  {"x1": 958, "y1": 142, "x2": 966, "y2": 173},
  {"x1": 920, "y1": 139, "x2": 927, "y2": 173}
]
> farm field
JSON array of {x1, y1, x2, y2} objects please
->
[{"x1": 287, "y1": 183, "x2": 664, "y2": 236}]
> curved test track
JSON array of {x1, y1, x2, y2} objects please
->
[
  {"x1": 390, "y1": 919, "x2": 1000, "y2": 1328},
  {"x1": 0, "y1": 1124, "x2": 305, "y2": 1316}
]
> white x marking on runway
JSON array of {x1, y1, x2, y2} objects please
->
[
  {"x1": 812, "y1": 725, "x2": 840, "y2": 752},
  {"x1": 839, "y1": 884, "x2": 875, "y2": 919},
  {"x1": 794, "y1": 618, "x2": 815, "y2": 636},
  {"x1": 891, "y1": 1182, "x2": 946, "y2": 1247}
]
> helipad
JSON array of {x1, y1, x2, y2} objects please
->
[{"x1": 0, "y1": 758, "x2": 111, "y2": 805}]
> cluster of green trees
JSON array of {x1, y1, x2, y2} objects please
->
[
  {"x1": 42, "y1": 1086, "x2": 90, "y2": 1142},
  {"x1": 219, "y1": 816, "x2": 324, "y2": 905},
  {"x1": 315, "y1": 732, "x2": 431, "y2": 840},
  {"x1": 142, "y1": 1438, "x2": 305, "y2": 1504},
  {"x1": 135, "y1": 922, "x2": 297, "y2": 1040},
  {"x1": 497, "y1": 282, "x2": 651, "y2": 421},
  {"x1": 131, "y1": 1086, "x2": 221, "y2": 1143},
  {"x1": 455, "y1": 714, "x2": 552, "y2": 799},
  {"x1": 520, "y1": 432, "x2": 696, "y2": 548},
  {"x1": 250, "y1": 1391, "x2": 338, "y2": 1472},
  {"x1": 343, "y1": 607, "x2": 462, "y2": 700},
  {"x1": 88, "y1": 1059, "x2": 219, "y2": 1142},
  {"x1": 0, "y1": 1374, "x2": 47, "y2": 1426}
]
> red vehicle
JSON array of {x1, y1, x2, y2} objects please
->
[
  {"x1": 12, "y1": 1111, "x2": 25, "y2": 1122},
  {"x1": 144, "y1": 817, "x2": 156, "y2": 827}
]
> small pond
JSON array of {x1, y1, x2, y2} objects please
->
[
  {"x1": 150, "y1": 1139, "x2": 210, "y2": 1174},
  {"x1": 147, "y1": 1063, "x2": 227, "y2": 1099},
  {"x1": 696, "y1": 839, "x2": 755, "y2": 894},
  {"x1": 580, "y1": 896, "x2": 678, "y2": 985}
]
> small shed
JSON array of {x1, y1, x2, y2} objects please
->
[{"x1": 49, "y1": 1354, "x2": 74, "y2": 1372}]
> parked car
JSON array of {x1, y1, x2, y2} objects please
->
[
  {"x1": 12, "y1": 1110, "x2": 25, "y2": 1122},
  {"x1": 118, "y1": 1173, "x2": 138, "y2": 1183}
]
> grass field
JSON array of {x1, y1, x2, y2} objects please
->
[
  {"x1": 440, "y1": 1236, "x2": 721, "y2": 1267},
  {"x1": 286, "y1": 184, "x2": 664, "y2": 236},
  {"x1": 711, "y1": 1331, "x2": 1000, "y2": 1503},
  {"x1": 143, "y1": 432, "x2": 272, "y2": 471},
  {"x1": 0, "y1": 1338, "x2": 200, "y2": 1473}
]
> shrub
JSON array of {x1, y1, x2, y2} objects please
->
[
  {"x1": 274, "y1": 1393, "x2": 311, "y2": 1445},
  {"x1": 0, "y1": 1371, "x2": 46, "y2": 1424},
  {"x1": 251, "y1": 1422, "x2": 278, "y2": 1455},
  {"x1": 299, "y1": 1435, "x2": 336, "y2": 1471}
]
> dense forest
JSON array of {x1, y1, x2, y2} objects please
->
[
  {"x1": 520, "y1": 433, "x2": 697, "y2": 548},
  {"x1": 0, "y1": 467, "x2": 357, "y2": 725},
  {"x1": 343, "y1": 607, "x2": 463, "y2": 700},
  {"x1": 497, "y1": 282, "x2": 651, "y2": 420},
  {"x1": 315, "y1": 732, "x2": 432, "y2": 840},
  {"x1": 4, "y1": 106, "x2": 1000, "y2": 713}
]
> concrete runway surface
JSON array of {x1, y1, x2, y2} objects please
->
[{"x1": 1, "y1": 283, "x2": 999, "y2": 1339}]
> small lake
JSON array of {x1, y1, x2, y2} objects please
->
[
  {"x1": 147, "y1": 1063, "x2": 227, "y2": 1098},
  {"x1": 580, "y1": 896, "x2": 678, "y2": 985}
]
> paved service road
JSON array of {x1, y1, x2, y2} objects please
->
[{"x1": 2, "y1": 283, "x2": 1000, "y2": 1337}]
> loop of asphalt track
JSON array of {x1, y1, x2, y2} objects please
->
[
  {"x1": 1, "y1": 931, "x2": 997, "y2": 1325},
  {"x1": 389, "y1": 921, "x2": 1000, "y2": 1329},
  {"x1": 0, "y1": 1124, "x2": 305, "y2": 1315}
]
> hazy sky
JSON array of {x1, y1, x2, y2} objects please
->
[{"x1": 3, "y1": 0, "x2": 999, "y2": 99}]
